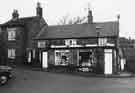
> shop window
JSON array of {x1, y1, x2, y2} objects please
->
[
  {"x1": 55, "y1": 50, "x2": 71, "y2": 65},
  {"x1": 7, "y1": 28, "x2": 16, "y2": 41},
  {"x1": 8, "y1": 49, "x2": 16, "y2": 59},
  {"x1": 65, "y1": 39, "x2": 77, "y2": 46},
  {"x1": 38, "y1": 41, "x2": 46, "y2": 48}
]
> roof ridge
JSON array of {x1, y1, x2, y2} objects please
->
[
  {"x1": 18, "y1": 16, "x2": 38, "y2": 19},
  {"x1": 94, "y1": 21, "x2": 118, "y2": 24},
  {"x1": 48, "y1": 23, "x2": 87, "y2": 27},
  {"x1": 1, "y1": 16, "x2": 40, "y2": 26}
]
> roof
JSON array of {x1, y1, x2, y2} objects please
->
[
  {"x1": 35, "y1": 21, "x2": 118, "y2": 40},
  {"x1": 1, "y1": 16, "x2": 41, "y2": 27}
]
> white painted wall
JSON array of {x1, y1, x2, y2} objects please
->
[
  {"x1": 121, "y1": 58, "x2": 126, "y2": 71},
  {"x1": 104, "y1": 49, "x2": 112, "y2": 74},
  {"x1": 28, "y1": 51, "x2": 31, "y2": 63},
  {"x1": 42, "y1": 52, "x2": 48, "y2": 68}
]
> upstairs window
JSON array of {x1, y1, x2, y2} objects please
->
[
  {"x1": 98, "y1": 38, "x2": 107, "y2": 46},
  {"x1": 65, "y1": 39, "x2": 77, "y2": 46},
  {"x1": 8, "y1": 49, "x2": 16, "y2": 59},
  {"x1": 38, "y1": 41, "x2": 46, "y2": 48},
  {"x1": 7, "y1": 28, "x2": 16, "y2": 41}
]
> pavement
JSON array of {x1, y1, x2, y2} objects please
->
[
  {"x1": 17, "y1": 66, "x2": 134, "y2": 78},
  {"x1": 73, "y1": 72, "x2": 133, "y2": 78},
  {"x1": 1, "y1": 67, "x2": 135, "y2": 93}
]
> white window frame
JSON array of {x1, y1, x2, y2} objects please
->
[
  {"x1": 7, "y1": 28, "x2": 16, "y2": 41},
  {"x1": 65, "y1": 39, "x2": 77, "y2": 46},
  {"x1": 38, "y1": 41, "x2": 46, "y2": 48},
  {"x1": 8, "y1": 49, "x2": 16, "y2": 59},
  {"x1": 98, "y1": 38, "x2": 107, "y2": 46}
]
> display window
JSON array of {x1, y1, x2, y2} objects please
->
[
  {"x1": 55, "y1": 50, "x2": 71, "y2": 66},
  {"x1": 79, "y1": 49, "x2": 96, "y2": 67}
]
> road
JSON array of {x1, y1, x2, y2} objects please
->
[{"x1": 0, "y1": 68, "x2": 135, "y2": 93}]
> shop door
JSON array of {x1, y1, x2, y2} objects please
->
[
  {"x1": 79, "y1": 52, "x2": 90, "y2": 64},
  {"x1": 42, "y1": 52, "x2": 48, "y2": 68},
  {"x1": 104, "y1": 49, "x2": 112, "y2": 74}
]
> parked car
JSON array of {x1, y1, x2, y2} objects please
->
[{"x1": 0, "y1": 65, "x2": 13, "y2": 85}]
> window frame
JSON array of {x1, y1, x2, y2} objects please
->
[
  {"x1": 98, "y1": 38, "x2": 107, "y2": 46},
  {"x1": 8, "y1": 48, "x2": 16, "y2": 59},
  {"x1": 7, "y1": 28, "x2": 16, "y2": 41},
  {"x1": 38, "y1": 41, "x2": 46, "y2": 48},
  {"x1": 65, "y1": 39, "x2": 77, "y2": 46}
]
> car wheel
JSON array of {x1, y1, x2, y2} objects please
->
[{"x1": 0, "y1": 75, "x2": 8, "y2": 85}]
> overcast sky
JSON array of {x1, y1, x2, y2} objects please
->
[{"x1": 0, "y1": 0, "x2": 134, "y2": 38}]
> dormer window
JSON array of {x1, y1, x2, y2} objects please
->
[
  {"x1": 65, "y1": 39, "x2": 77, "y2": 46},
  {"x1": 7, "y1": 28, "x2": 16, "y2": 41}
]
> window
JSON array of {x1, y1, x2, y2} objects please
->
[
  {"x1": 7, "y1": 28, "x2": 16, "y2": 41},
  {"x1": 55, "y1": 50, "x2": 71, "y2": 65},
  {"x1": 98, "y1": 38, "x2": 107, "y2": 46},
  {"x1": 8, "y1": 49, "x2": 16, "y2": 59},
  {"x1": 38, "y1": 41, "x2": 46, "y2": 48},
  {"x1": 65, "y1": 39, "x2": 77, "y2": 46}
]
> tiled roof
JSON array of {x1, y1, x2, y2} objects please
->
[
  {"x1": 1, "y1": 16, "x2": 40, "y2": 27},
  {"x1": 35, "y1": 21, "x2": 118, "y2": 40}
]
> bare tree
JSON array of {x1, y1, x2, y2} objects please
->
[{"x1": 57, "y1": 15, "x2": 86, "y2": 25}]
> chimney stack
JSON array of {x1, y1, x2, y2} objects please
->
[
  {"x1": 36, "y1": 2, "x2": 43, "y2": 17},
  {"x1": 88, "y1": 10, "x2": 93, "y2": 24},
  {"x1": 12, "y1": 9, "x2": 19, "y2": 20}
]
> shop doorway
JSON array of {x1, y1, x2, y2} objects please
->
[
  {"x1": 79, "y1": 50, "x2": 96, "y2": 72},
  {"x1": 79, "y1": 52, "x2": 91, "y2": 65}
]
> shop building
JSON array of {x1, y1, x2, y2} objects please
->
[
  {"x1": 35, "y1": 11, "x2": 120, "y2": 74},
  {"x1": 0, "y1": 2, "x2": 121, "y2": 74}
]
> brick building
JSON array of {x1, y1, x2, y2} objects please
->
[{"x1": 0, "y1": 2, "x2": 47, "y2": 66}]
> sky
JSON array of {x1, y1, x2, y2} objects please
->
[{"x1": 0, "y1": 0, "x2": 134, "y2": 39}]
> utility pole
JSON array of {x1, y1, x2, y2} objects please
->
[{"x1": 116, "y1": 14, "x2": 120, "y2": 73}]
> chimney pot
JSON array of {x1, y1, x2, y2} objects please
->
[
  {"x1": 88, "y1": 10, "x2": 93, "y2": 24},
  {"x1": 12, "y1": 9, "x2": 19, "y2": 20},
  {"x1": 36, "y1": 2, "x2": 43, "y2": 17}
]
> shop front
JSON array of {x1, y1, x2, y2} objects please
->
[{"x1": 39, "y1": 46, "x2": 116, "y2": 74}]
